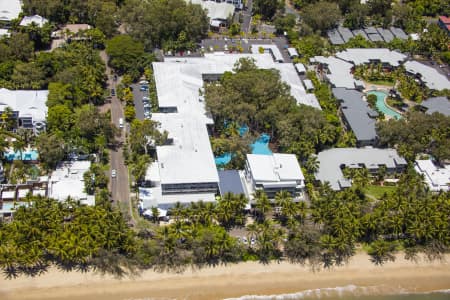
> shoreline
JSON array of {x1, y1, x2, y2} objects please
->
[{"x1": 1, "y1": 253, "x2": 449, "y2": 300}]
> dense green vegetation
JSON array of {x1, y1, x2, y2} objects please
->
[
  {"x1": 377, "y1": 112, "x2": 450, "y2": 162},
  {"x1": 120, "y1": 0, "x2": 209, "y2": 51},
  {"x1": 205, "y1": 58, "x2": 341, "y2": 164},
  {"x1": 1, "y1": 170, "x2": 448, "y2": 277}
]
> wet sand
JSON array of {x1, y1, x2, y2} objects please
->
[{"x1": 1, "y1": 254, "x2": 449, "y2": 300}]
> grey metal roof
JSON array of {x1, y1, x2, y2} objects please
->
[
  {"x1": 377, "y1": 28, "x2": 394, "y2": 42},
  {"x1": 316, "y1": 147, "x2": 407, "y2": 190},
  {"x1": 338, "y1": 26, "x2": 354, "y2": 42},
  {"x1": 327, "y1": 29, "x2": 345, "y2": 45},
  {"x1": 218, "y1": 170, "x2": 245, "y2": 196},
  {"x1": 389, "y1": 27, "x2": 408, "y2": 39},
  {"x1": 364, "y1": 27, "x2": 378, "y2": 34},
  {"x1": 332, "y1": 88, "x2": 378, "y2": 144},
  {"x1": 421, "y1": 97, "x2": 450, "y2": 116},
  {"x1": 368, "y1": 33, "x2": 384, "y2": 42},
  {"x1": 352, "y1": 29, "x2": 369, "y2": 40},
  {"x1": 404, "y1": 60, "x2": 450, "y2": 91}
]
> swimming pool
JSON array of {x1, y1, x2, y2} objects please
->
[
  {"x1": 251, "y1": 134, "x2": 272, "y2": 155},
  {"x1": 215, "y1": 153, "x2": 232, "y2": 166},
  {"x1": 214, "y1": 134, "x2": 272, "y2": 166},
  {"x1": 367, "y1": 90, "x2": 402, "y2": 120},
  {"x1": 4, "y1": 150, "x2": 39, "y2": 161}
]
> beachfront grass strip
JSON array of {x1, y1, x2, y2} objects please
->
[{"x1": 364, "y1": 185, "x2": 396, "y2": 199}]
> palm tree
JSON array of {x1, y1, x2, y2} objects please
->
[
  {"x1": 254, "y1": 190, "x2": 271, "y2": 222},
  {"x1": 275, "y1": 190, "x2": 296, "y2": 223}
]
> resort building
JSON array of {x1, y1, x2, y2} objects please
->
[
  {"x1": 335, "y1": 48, "x2": 406, "y2": 68},
  {"x1": 189, "y1": 0, "x2": 235, "y2": 28},
  {"x1": 0, "y1": 0, "x2": 22, "y2": 23},
  {"x1": 20, "y1": 15, "x2": 48, "y2": 27},
  {"x1": 332, "y1": 88, "x2": 378, "y2": 146},
  {"x1": 404, "y1": 61, "x2": 450, "y2": 91},
  {"x1": 414, "y1": 160, "x2": 450, "y2": 192},
  {"x1": 315, "y1": 147, "x2": 407, "y2": 190},
  {"x1": 327, "y1": 26, "x2": 408, "y2": 45},
  {"x1": 196, "y1": 0, "x2": 243, "y2": 10},
  {"x1": 438, "y1": 16, "x2": 450, "y2": 35},
  {"x1": 287, "y1": 48, "x2": 299, "y2": 59},
  {"x1": 244, "y1": 153, "x2": 305, "y2": 201},
  {"x1": 310, "y1": 56, "x2": 364, "y2": 89},
  {"x1": 0, "y1": 88, "x2": 48, "y2": 133},
  {"x1": 218, "y1": 170, "x2": 246, "y2": 196},
  {"x1": 420, "y1": 96, "x2": 450, "y2": 116},
  {"x1": 48, "y1": 161, "x2": 95, "y2": 206},
  {"x1": 251, "y1": 44, "x2": 285, "y2": 63},
  {"x1": 142, "y1": 52, "x2": 319, "y2": 209}
]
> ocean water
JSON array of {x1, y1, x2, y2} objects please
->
[{"x1": 223, "y1": 286, "x2": 450, "y2": 300}]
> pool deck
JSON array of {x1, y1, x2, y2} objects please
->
[{"x1": 364, "y1": 87, "x2": 404, "y2": 120}]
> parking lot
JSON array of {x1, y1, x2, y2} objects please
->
[{"x1": 131, "y1": 81, "x2": 152, "y2": 121}]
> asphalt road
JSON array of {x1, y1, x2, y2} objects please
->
[
  {"x1": 99, "y1": 51, "x2": 132, "y2": 218},
  {"x1": 242, "y1": 0, "x2": 253, "y2": 33},
  {"x1": 131, "y1": 84, "x2": 146, "y2": 120}
]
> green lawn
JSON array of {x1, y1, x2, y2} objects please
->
[
  {"x1": 366, "y1": 80, "x2": 395, "y2": 86},
  {"x1": 364, "y1": 185, "x2": 396, "y2": 199}
]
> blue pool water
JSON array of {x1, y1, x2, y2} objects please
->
[
  {"x1": 214, "y1": 134, "x2": 272, "y2": 166},
  {"x1": 4, "y1": 150, "x2": 39, "y2": 161},
  {"x1": 215, "y1": 152, "x2": 232, "y2": 165},
  {"x1": 367, "y1": 90, "x2": 402, "y2": 120},
  {"x1": 251, "y1": 133, "x2": 272, "y2": 155}
]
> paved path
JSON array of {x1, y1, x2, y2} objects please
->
[
  {"x1": 99, "y1": 51, "x2": 133, "y2": 222},
  {"x1": 242, "y1": 0, "x2": 253, "y2": 33}
]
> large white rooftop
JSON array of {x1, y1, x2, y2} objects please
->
[
  {"x1": 48, "y1": 161, "x2": 95, "y2": 206},
  {"x1": 20, "y1": 15, "x2": 48, "y2": 27},
  {"x1": 189, "y1": 0, "x2": 235, "y2": 20},
  {"x1": 404, "y1": 61, "x2": 450, "y2": 91},
  {"x1": 0, "y1": 88, "x2": 48, "y2": 123},
  {"x1": 336, "y1": 48, "x2": 407, "y2": 67},
  {"x1": 310, "y1": 56, "x2": 358, "y2": 89},
  {"x1": 316, "y1": 148, "x2": 407, "y2": 190},
  {"x1": 152, "y1": 113, "x2": 219, "y2": 185},
  {"x1": 414, "y1": 160, "x2": 450, "y2": 192},
  {"x1": 247, "y1": 153, "x2": 304, "y2": 183},
  {"x1": 0, "y1": 0, "x2": 21, "y2": 21}
]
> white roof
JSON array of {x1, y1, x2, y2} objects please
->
[
  {"x1": 140, "y1": 186, "x2": 216, "y2": 210},
  {"x1": 189, "y1": 0, "x2": 235, "y2": 20},
  {"x1": 0, "y1": 88, "x2": 48, "y2": 123},
  {"x1": 404, "y1": 61, "x2": 450, "y2": 91},
  {"x1": 303, "y1": 79, "x2": 314, "y2": 90},
  {"x1": 151, "y1": 53, "x2": 321, "y2": 188},
  {"x1": 251, "y1": 44, "x2": 284, "y2": 62},
  {"x1": 20, "y1": 15, "x2": 48, "y2": 27},
  {"x1": 336, "y1": 48, "x2": 407, "y2": 67},
  {"x1": 311, "y1": 56, "x2": 357, "y2": 89},
  {"x1": 152, "y1": 113, "x2": 219, "y2": 185},
  {"x1": 247, "y1": 153, "x2": 304, "y2": 183},
  {"x1": 0, "y1": 0, "x2": 21, "y2": 21},
  {"x1": 414, "y1": 160, "x2": 450, "y2": 192},
  {"x1": 295, "y1": 63, "x2": 306, "y2": 73},
  {"x1": 287, "y1": 48, "x2": 299, "y2": 57},
  {"x1": 0, "y1": 28, "x2": 10, "y2": 38},
  {"x1": 48, "y1": 161, "x2": 94, "y2": 205},
  {"x1": 316, "y1": 148, "x2": 406, "y2": 190}
]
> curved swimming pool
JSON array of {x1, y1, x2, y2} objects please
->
[{"x1": 367, "y1": 90, "x2": 402, "y2": 120}]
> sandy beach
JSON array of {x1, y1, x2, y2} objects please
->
[{"x1": 1, "y1": 253, "x2": 449, "y2": 300}]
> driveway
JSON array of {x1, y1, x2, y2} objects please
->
[
  {"x1": 131, "y1": 83, "x2": 146, "y2": 120},
  {"x1": 242, "y1": 0, "x2": 253, "y2": 33}
]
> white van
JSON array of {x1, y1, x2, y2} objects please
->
[{"x1": 119, "y1": 118, "x2": 124, "y2": 128}]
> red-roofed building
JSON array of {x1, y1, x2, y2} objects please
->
[{"x1": 438, "y1": 16, "x2": 450, "y2": 35}]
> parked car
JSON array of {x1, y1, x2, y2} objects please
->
[
  {"x1": 111, "y1": 88, "x2": 115, "y2": 96},
  {"x1": 111, "y1": 169, "x2": 116, "y2": 178}
]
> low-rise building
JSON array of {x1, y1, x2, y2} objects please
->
[
  {"x1": 0, "y1": 0, "x2": 21, "y2": 23},
  {"x1": 310, "y1": 56, "x2": 364, "y2": 90},
  {"x1": 48, "y1": 161, "x2": 95, "y2": 206},
  {"x1": 335, "y1": 48, "x2": 406, "y2": 68},
  {"x1": 244, "y1": 153, "x2": 305, "y2": 201},
  {"x1": 316, "y1": 148, "x2": 407, "y2": 190},
  {"x1": 420, "y1": 96, "x2": 450, "y2": 116},
  {"x1": 438, "y1": 16, "x2": 450, "y2": 35},
  {"x1": 332, "y1": 88, "x2": 378, "y2": 146},
  {"x1": 189, "y1": 0, "x2": 235, "y2": 28},
  {"x1": 414, "y1": 160, "x2": 450, "y2": 192},
  {"x1": 20, "y1": 15, "x2": 48, "y2": 27},
  {"x1": 404, "y1": 61, "x2": 450, "y2": 91},
  {"x1": 0, "y1": 88, "x2": 48, "y2": 133}
]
